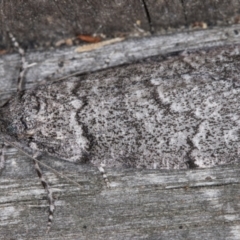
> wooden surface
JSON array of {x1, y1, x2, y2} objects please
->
[
  {"x1": 1, "y1": 26, "x2": 240, "y2": 239},
  {"x1": 1, "y1": 0, "x2": 240, "y2": 49},
  {"x1": 1, "y1": 152, "x2": 240, "y2": 239},
  {"x1": 1, "y1": 24, "x2": 240, "y2": 104}
]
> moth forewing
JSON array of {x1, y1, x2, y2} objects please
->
[{"x1": 1, "y1": 37, "x2": 240, "y2": 233}]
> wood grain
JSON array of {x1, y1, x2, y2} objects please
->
[{"x1": 1, "y1": 1, "x2": 240, "y2": 48}]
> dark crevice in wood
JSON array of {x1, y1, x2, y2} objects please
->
[
  {"x1": 140, "y1": 0, "x2": 154, "y2": 34},
  {"x1": 180, "y1": 0, "x2": 188, "y2": 26}
]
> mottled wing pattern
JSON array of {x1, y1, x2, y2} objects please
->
[{"x1": 1, "y1": 48, "x2": 240, "y2": 170}]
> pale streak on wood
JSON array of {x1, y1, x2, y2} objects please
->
[
  {"x1": 0, "y1": 26, "x2": 240, "y2": 239},
  {"x1": 74, "y1": 37, "x2": 125, "y2": 53}
]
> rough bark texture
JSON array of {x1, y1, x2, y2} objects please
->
[{"x1": 1, "y1": 1, "x2": 240, "y2": 239}]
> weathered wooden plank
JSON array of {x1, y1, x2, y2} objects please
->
[
  {"x1": 1, "y1": 1, "x2": 240, "y2": 49},
  {"x1": 0, "y1": 0, "x2": 149, "y2": 49},
  {"x1": 1, "y1": 24, "x2": 240, "y2": 105},
  {"x1": 1, "y1": 27, "x2": 240, "y2": 239},
  {"x1": 1, "y1": 150, "x2": 240, "y2": 239},
  {"x1": 145, "y1": 0, "x2": 186, "y2": 31},
  {"x1": 143, "y1": 0, "x2": 240, "y2": 33}
]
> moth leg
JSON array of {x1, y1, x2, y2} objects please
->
[
  {"x1": 8, "y1": 32, "x2": 36, "y2": 92},
  {"x1": 97, "y1": 163, "x2": 110, "y2": 188},
  {"x1": 8, "y1": 32, "x2": 28, "y2": 92},
  {"x1": 0, "y1": 143, "x2": 6, "y2": 172},
  {"x1": 33, "y1": 152, "x2": 55, "y2": 233}
]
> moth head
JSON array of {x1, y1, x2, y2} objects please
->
[
  {"x1": 0, "y1": 99, "x2": 36, "y2": 141},
  {"x1": 0, "y1": 116, "x2": 17, "y2": 137},
  {"x1": 0, "y1": 118, "x2": 5, "y2": 134},
  {"x1": 0, "y1": 100, "x2": 14, "y2": 135},
  {"x1": 0, "y1": 106, "x2": 24, "y2": 139}
]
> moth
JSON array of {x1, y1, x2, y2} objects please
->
[{"x1": 1, "y1": 33, "x2": 240, "y2": 231}]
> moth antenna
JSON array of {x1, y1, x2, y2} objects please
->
[
  {"x1": 7, "y1": 31, "x2": 27, "y2": 92},
  {"x1": 4, "y1": 139, "x2": 84, "y2": 232},
  {"x1": 4, "y1": 139, "x2": 82, "y2": 188},
  {"x1": 33, "y1": 155, "x2": 54, "y2": 233}
]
